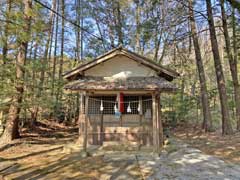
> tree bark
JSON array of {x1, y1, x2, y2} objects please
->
[
  {"x1": 135, "y1": 0, "x2": 141, "y2": 53},
  {"x1": 52, "y1": 0, "x2": 59, "y2": 96},
  {"x1": 32, "y1": 0, "x2": 57, "y2": 124},
  {"x1": 220, "y1": 0, "x2": 240, "y2": 131},
  {"x1": 59, "y1": 0, "x2": 65, "y2": 81},
  {"x1": 189, "y1": 0, "x2": 212, "y2": 131},
  {"x1": 206, "y1": 0, "x2": 233, "y2": 135},
  {"x1": 0, "y1": 0, "x2": 32, "y2": 143},
  {"x1": 30, "y1": 43, "x2": 38, "y2": 127},
  {"x1": 115, "y1": 1, "x2": 123, "y2": 45},
  {"x1": 232, "y1": 9, "x2": 240, "y2": 130},
  {"x1": 75, "y1": 0, "x2": 81, "y2": 61},
  {"x1": 39, "y1": 0, "x2": 56, "y2": 93},
  {"x1": 2, "y1": 0, "x2": 12, "y2": 64},
  {"x1": 55, "y1": 0, "x2": 65, "y2": 113}
]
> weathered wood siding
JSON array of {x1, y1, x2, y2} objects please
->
[
  {"x1": 84, "y1": 55, "x2": 157, "y2": 77},
  {"x1": 86, "y1": 114, "x2": 153, "y2": 145}
]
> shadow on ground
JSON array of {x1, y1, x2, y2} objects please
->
[
  {"x1": 1, "y1": 121, "x2": 240, "y2": 180},
  {"x1": 1, "y1": 147, "x2": 144, "y2": 180}
]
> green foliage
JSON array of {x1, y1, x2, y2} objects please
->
[{"x1": 0, "y1": 0, "x2": 240, "y2": 132}]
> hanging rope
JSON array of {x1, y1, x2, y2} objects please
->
[{"x1": 88, "y1": 97, "x2": 152, "y2": 104}]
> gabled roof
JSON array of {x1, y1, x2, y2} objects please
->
[{"x1": 63, "y1": 46, "x2": 179, "y2": 81}]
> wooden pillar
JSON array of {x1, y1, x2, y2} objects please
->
[
  {"x1": 139, "y1": 96, "x2": 143, "y2": 125},
  {"x1": 100, "y1": 111, "x2": 104, "y2": 145},
  {"x1": 139, "y1": 96, "x2": 143, "y2": 146},
  {"x1": 117, "y1": 92, "x2": 123, "y2": 127},
  {"x1": 152, "y1": 92, "x2": 163, "y2": 154},
  {"x1": 78, "y1": 93, "x2": 84, "y2": 144},
  {"x1": 158, "y1": 94, "x2": 164, "y2": 147},
  {"x1": 83, "y1": 95, "x2": 89, "y2": 152},
  {"x1": 152, "y1": 93, "x2": 157, "y2": 150}
]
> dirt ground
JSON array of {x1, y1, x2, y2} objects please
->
[
  {"x1": 0, "y1": 120, "x2": 145, "y2": 179},
  {"x1": 0, "y1": 121, "x2": 240, "y2": 180},
  {"x1": 173, "y1": 125, "x2": 240, "y2": 163}
]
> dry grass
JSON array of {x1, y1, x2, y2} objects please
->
[{"x1": 173, "y1": 126, "x2": 240, "y2": 164}]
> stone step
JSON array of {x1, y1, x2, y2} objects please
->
[
  {"x1": 101, "y1": 141, "x2": 140, "y2": 151},
  {"x1": 103, "y1": 140, "x2": 138, "y2": 146}
]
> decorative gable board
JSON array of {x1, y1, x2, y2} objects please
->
[
  {"x1": 63, "y1": 47, "x2": 179, "y2": 81},
  {"x1": 84, "y1": 54, "x2": 157, "y2": 78}
]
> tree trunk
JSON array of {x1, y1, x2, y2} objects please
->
[
  {"x1": 232, "y1": 9, "x2": 240, "y2": 130},
  {"x1": 220, "y1": 0, "x2": 240, "y2": 131},
  {"x1": 59, "y1": 0, "x2": 65, "y2": 80},
  {"x1": 115, "y1": 1, "x2": 123, "y2": 45},
  {"x1": 30, "y1": 43, "x2": 38, "y2": 127},
  {"x1": 2, "y1": 0, "x2": 12, "y2": 64},
  {"x1": 206, "y1": 0, "x2": 233, "y2": 135},
  {"x1": 135, "y1": 0, "x2": 140, "y2": 53},
  {"x1": 39, "y1": 0, "x2": 56, "y2": 93},
  {"x1": 154, "y1": 29, "x2": 163, "y2": 62},
  {"x1": 189, "y1": 0, "x2": 212, "y2": 131},
  {"x1": 52, "y1": 0, "x2": 59, "y2": 96},
  {"x1": 75, "y1": 0, "x2": 81, "y2": 61},
  {"x1": 56, "y1": 0, "x2": 65, "y2": 113},
  {"x1": 80, "y1": 0, "x2": 83, "y2": 59},
  {"x1": 0, "y1": 0, "x2": 32, "y2": 143},
  {"x1": 32, "y1": 0, "x2": 57, "y2": 124}
]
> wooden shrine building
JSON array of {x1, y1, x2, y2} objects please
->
[{"x1": 63, "y1": 46, "x2": 179, "y2": 153}]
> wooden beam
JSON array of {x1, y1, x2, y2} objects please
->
[
  {"x1": 89, "y1": 90, "x2": 154, "y2": 95},
  {"x1": 152, "y1": 92, "x2": 163, "y2": 154},
  {"x1": 157, "y1": 94, "x2": 164, "y2": 147},
  {"x1": 100, "y1": 112, "x2": 104, "y2": 145},
  {"x1": 117, "y1": 92, "x2": 123, "y2": 127},
  {"x1": 77, "y1": 93, "x2": 84, "y2": 144},
  {"x1": 64, "y1": 51, "x2": 119, "y2": 79},
  {"x1": 83, "y1": 95, "x2": 89, "y2": 152},
  {"x1": 155, "y1": 93, "x2": 161, "y2": 153},
  {"x1": 139, "y1": 96, "x2": 143, "y2": 146},
  {"x1": 152, "y1": 93, "x2": 157, "y2": 151},
  {"x1": 139, "y1": 96, "x2": 143, "y2": 125}
]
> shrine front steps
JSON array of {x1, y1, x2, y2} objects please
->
[{"x1": 100, "y1": 141, "x2": 140, "y2": 151}]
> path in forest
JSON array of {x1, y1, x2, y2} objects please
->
[
  {"x1": 0, "y1": 139, "x2": 240, "y2": 180},
  {"x1": 137, "y1": 139, "x2": 240, "y2": 180}
]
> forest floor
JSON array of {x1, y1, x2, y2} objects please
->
[
  {"x1": 0, "y1": 121, "x2": 240, "y2": 180},
  {"x1": 173, "y1": 125, "x2": 240, "y2": 163}
]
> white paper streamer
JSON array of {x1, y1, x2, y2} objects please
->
[
  {"x1": 100, "y1": 100, "x2": 104, "y2": 111},
  {"x1": 137, "y1": 103, "x2": 140, "y2": 112},
  {"x1": 127, "y1": 102, "x2": 131, "y2": 113},
  {"x1": 114, "y1": 103, "x2": 118, "y2": 113}
]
